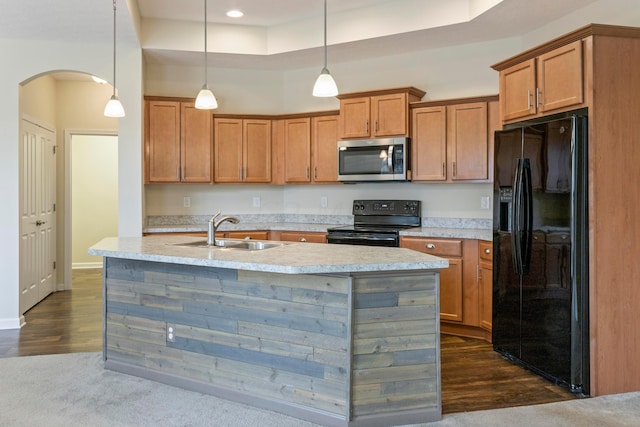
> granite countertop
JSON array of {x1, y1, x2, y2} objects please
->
[
  {"x1": 400, "y1": 227, "x2": 492, "y2": 241},
  {"x1": 89, "y1": 235, "x2": 449, "y2": 275},
  {"x1": 143, "y1": 222, "x2": 339, "y2": 234}
]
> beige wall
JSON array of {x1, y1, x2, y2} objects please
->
[
  {"x1": 0, "y1": 36, "x2": 142, "y2": 328},
  {"x1": 71, "y1": 134, "x2": 118, "y2": 267}
]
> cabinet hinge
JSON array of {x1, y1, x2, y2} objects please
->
[
  {"x1": 53, "y1": 145, "x2": 57, "y2": 154},
  {"x1": 53, "y1": 261, "x2": 56, "y2": 270},
  {"x1": 53, "y1": 203, "x2": 56, "y2": 212}
]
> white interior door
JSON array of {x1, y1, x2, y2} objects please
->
[{"x1": 20, "y1": 119, "x2": 56, "y2": 314}]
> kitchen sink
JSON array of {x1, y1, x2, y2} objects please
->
[{"x1": 174, "y1": 239, "x2": 287, "y2": 251}]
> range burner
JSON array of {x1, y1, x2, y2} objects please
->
[{"x1": 327, "y1": 200, "x2": 421, "y2": 247}]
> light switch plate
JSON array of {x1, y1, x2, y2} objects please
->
[
  {"x1": 480, "y1": 196, "x2": 490, "y2": 210},
  {"x1": 183, "y1": 197, "x2": 191, "y2": 208},
  {"x1": 321, "y1": 196, "x2": 328, "y2": 208},
  {"x1": 253, "y1": 196, "x2": 261, "y2": 208}
]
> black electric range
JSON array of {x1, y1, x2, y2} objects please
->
[{"x1": 326, "y1": 200, "x2": 421, "y2": 247}]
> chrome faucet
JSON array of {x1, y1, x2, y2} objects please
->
[{"x1": 207, "y1": 210, "x2": 240, "y2": 245}]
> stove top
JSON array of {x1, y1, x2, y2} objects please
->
[{"x1": 327, "y1": 199, "x2": 421, "y2": 235}]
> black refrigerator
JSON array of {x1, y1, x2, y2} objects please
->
[{"x1": 493, "y1": 109, "x2": 589, "y2": 396}]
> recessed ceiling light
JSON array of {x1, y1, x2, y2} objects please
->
[{"x1": 226, "y1": 10, "x2": 243, "y2": 18}]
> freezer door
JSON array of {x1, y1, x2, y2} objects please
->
[{"x1": 492, "y1": 128, "x2": 523, "y2": 358}]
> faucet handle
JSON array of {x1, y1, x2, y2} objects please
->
[{"x1": 209, "y1": 210, "x2": 222, "y2": 222}]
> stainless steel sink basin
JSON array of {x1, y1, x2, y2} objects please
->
[{"x1": 174, "y1": 239, "x2": 287, "y2": 251}]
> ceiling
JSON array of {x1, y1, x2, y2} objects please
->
[{"x1": 0, "y1": 0, "x2": 599, "y2": 71}]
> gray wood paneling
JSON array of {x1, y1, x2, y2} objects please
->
[{"x1": 103, "y1": 258, "x2": 440, "y2": 425}]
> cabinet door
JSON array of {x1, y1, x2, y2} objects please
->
[
  {"x1": 537, "y1": 40, "x2": 583, "y2": 114},
  {"x1": 500, "y1": 58, "x2": 536, "y2": 122},
  {"x1": 214, "y1": 118, "x2": 243, "y2": 182},
  {"x1": 244, "y1": 119, "x2": 271, "y2": 183},
  {"x1": 148, "y1": 100, "x2": 181, "y2": 182},
  {"x1": 400, "y1": 237, "x2": 463, "y2": 322},
  {"x1": 284, "y1": 118, "x2": 311, "y2": 182},
  {"x1": 180, "y1": 103, "x2": 212, "y2": 183},
  {"x1": 440, "y1": 258, "x2": 464, "y2": 322},
  {"x1": 372, "y1": 92, "x2": 408, "y2": 137},
  {"x1": 478, "y1": 241, "x2": 493, "y2": 332},
  {"x1": 340, "y1": 97, "x2": 370, "y2": 138},
  {"x1": 448, "y1": 102, "x2": 488, "y2": 181},
  {"x1": 279, "y1": 231, "x2": 327, "y2": 243},
  {"x1": 411, "y1": 106, "x2": 447, "y2": 181},
  {"x1": 312, "y1": 115, "x2": 339, "y2": 183}
]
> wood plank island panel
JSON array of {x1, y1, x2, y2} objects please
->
[{"x1": 102, "y1": 258, "x2": 442, "y2": 426}]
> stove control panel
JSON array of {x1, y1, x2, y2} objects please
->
[{"x1": 352, "y1": 200, "x2": 421, "y2": 216}]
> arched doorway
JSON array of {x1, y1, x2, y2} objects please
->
[{"x1": 19, "y1": 70, "x2": 118, "y2": 314}]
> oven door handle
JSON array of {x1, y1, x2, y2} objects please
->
[{"x1": 327, "y1": 234, "x2": 397, "y2": 242}]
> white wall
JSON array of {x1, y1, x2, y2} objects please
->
[
  {"x1": 71, "y1": 135, "x2": 118, "y2": 267},
  {"x1": 142, "y1": 0, "x2": 640, "y2": 224},
  {"x1": 144, "y1": 37, "x2": 519, "y2": 221},
  {"x1": 0, "y1": 37, "x2": 142, "y2": 328}
]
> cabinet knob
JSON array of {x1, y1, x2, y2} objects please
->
[
  {"x1": 299, "y1": 237, "x2": 307, "y2": 242},
  {"x1": 426, "y1": 243, "x2": 436, "y2": 249},
  {"x1": 484, "y1": 248, "x2": 491, "y2": 254}
]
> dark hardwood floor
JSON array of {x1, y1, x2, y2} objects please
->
[
  {"x1": 0, "y1": 268, "x2": 576, "y2": 414},
  {"x1": 0, "y1": 269, "x2": 103, "y2": 357}
]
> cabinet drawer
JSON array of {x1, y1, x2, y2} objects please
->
[
  {"x1": 279, "y1": 231, "x2": 327, "y2": 243},
  {"x1": 401, "y1": 237, "x2": 463, "y2": 257},
  {"x1": 479, "y1": 241, "x2": 493, "y2": 262},
  {"x1": 226, "y1": 231, "x2": 269, "y2": 240}
]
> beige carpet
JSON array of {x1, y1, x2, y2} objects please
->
[{"x1": 0, "y1": 352, "x2": 638, "y2": 426}]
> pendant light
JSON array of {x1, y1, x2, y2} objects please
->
[
  {"x1": 313, "y1": 0, "x2": 338, "y2": 97},
  {"x1": 195, "y1": 0, "x2": 218, "y2": 109},
  {"x1": 104, "y1": 0, "x2": 125, "y2": 117}
]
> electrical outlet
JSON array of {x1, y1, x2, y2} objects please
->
[
  {"x1": 480, "y1": 196, "x2": 490, "y2": 210},
  {"x1": 183, "y1": 197, "x2": 191, "y2": 208},
  {"x1": 253, "y1": 196, "x2": 261, "y2": 208},
  {"x1": 166, "y1": 323, "x2": 176, "y2": 343},
  {"x1": 321, "y1": 196, "x2": 328, "y2": 208}
]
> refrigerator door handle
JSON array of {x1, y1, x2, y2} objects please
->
[
  {"x1": 512, "y1": 158, "x2": 524, "y2": 275},
  {"x1": 520, "y1": 158, "x2": 533, "y2": 274}
]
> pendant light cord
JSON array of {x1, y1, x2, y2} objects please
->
[
  {"x1": 203, "y1": 0, "x2": 208, "y2": 86},
  {"x1": 323, "y1": 0, "x2": 328, "y2": 69},
  {"x1": 112, "y1": 0, "x2": 117, "y2": 96}
]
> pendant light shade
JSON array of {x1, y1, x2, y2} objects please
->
[
  {"x1": 195, "y1": 0, "x2": 218, "y2": 109},
  {"x1": 313, "y1": 0, "x2": 338, "y2": 97},
  {"x1": 104, "y1": 0, "x2": 125, "y2": 117}
]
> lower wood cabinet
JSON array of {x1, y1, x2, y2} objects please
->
[
  {"x1": 225, "y1": 230, "x2": 269, "y2": 240},
  {"x1": 401, "y1": 236, "x2": 492, "y2": 342},
  {"x1": 272, "y1": 231, "x2": 327, "y2": 243},
  {"x1": 478, "y1": 240, "x2": 493, "y2": 336}
]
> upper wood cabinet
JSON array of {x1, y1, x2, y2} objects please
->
[
  {"x1": 145, "y1": 99, "x2": 212, "y2": 183},
  {"x1": 272, "y1": 113, "x2": 340, "y2": 184},
  {"x1": 214, "y1": 117, "x2": 271, "y2": 183},
  {"x1": 448, "y1": 102, "x2": 489, "y2": 181},
  {"x1": 411, "y1": 106, "x2": 447, "y2": 181},
  {"x1": 497, "y1": 40, "x2": 584, "y2": 122},
  {"x1": 338, "y1": 87, "x2": 425, "y2": 139},
  {"x1": 411, "y1": 97, "x2": 498, "y2": 183},
  {"x1": 284, "y1": 118, "x2": 312, "y2": 183},
  {"x1": 311, "y1": 115, "x2": 339, "y2": 183}
]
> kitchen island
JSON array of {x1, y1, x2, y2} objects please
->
[{"x1": 89, "y1": 235, "x2": 448, "y2": 427}]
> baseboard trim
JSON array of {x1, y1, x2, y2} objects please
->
[
  {"x1": 0, "y1": 316, "x2": 24, "y2": 330},
  {"x1": 72, "y1": 262, "x2": 103, "y2": 269}
]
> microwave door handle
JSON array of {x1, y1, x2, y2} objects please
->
[{"x1": 387, "y1": 146, "x2": 393, "y2": 172}]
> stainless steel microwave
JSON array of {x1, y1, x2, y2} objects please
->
[{"x1": 337, "y1": 137, "x2": 410, "y2": 182}]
